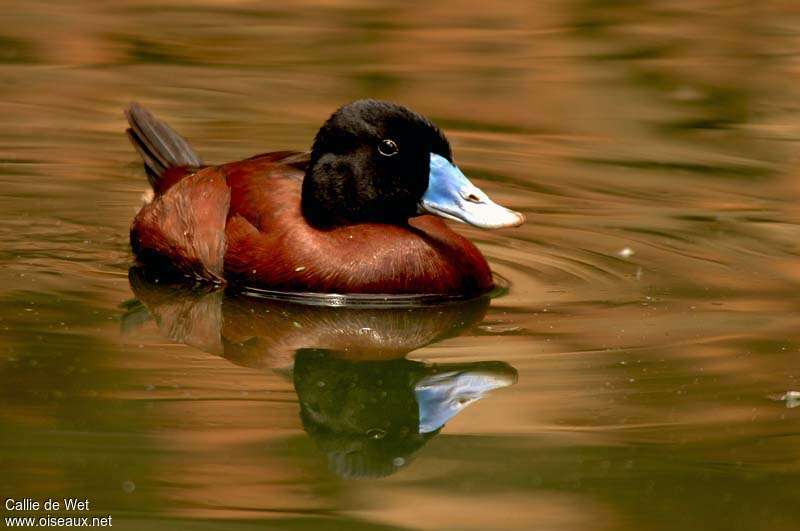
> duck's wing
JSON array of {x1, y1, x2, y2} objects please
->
[
  {"x1": 222, "y1": 153, "x2": 307, "y2": 228},
  {"x1": 130, "y1": 168, "x2": 231, "y2": 283},
  {"x1": 220, "y1": 158, "x2": 308, "y2": 287}
]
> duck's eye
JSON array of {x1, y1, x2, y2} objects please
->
[{"x1": 378, "y1": 139, "x2": 399, "y2": 157}]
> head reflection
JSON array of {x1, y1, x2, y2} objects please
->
[
  {"x1": 126, "y1": 268, "x2": 517, "y2": 479},
  {"x1": 295, "y1": 350, "x2": 515, "y2": 478}
]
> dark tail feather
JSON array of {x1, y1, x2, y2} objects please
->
[{"x1": 125, "y1": 103, "x2": 203, "y2": 189}]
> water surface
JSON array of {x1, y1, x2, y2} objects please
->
[{"x1": 3, "y1": 2, "x2": 800, "y2": 530}]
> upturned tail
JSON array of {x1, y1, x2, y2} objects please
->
[{"x1": 125, "y1": 103, "x2": 203, "y2": 190}]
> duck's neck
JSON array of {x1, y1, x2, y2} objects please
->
[
  {"x1": 301, "y1": 163, "x2": 412, "y2": 229},
  {"x1": 300, "y1": 166, "x2": 353, "y2": 228}
]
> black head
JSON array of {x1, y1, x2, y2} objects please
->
[{"x1": 301, "y1": 100, "x2": 452, "y2": 227}]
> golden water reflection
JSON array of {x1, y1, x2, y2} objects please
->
[{"x1": 3, "y1": 1, "x2": 800, "y2": 530}]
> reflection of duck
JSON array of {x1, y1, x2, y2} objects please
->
[
  {"x1": 127, "y1": 267, "x2": 493, "y2": 367},
  {"x1": 295, "y1": 350, "x2": 516, "y2": 479},
  {"x1": 126, "y1": 268, "x2": 517, "y2": 477},
  {"x1": 125, "y1": 100, "x2": 523, "y2": 296}
]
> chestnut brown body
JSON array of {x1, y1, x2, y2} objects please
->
[{"x1": 130, "y1": 151, "x2": 494, "y2": 295}]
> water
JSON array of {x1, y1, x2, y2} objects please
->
[{"x1": 2, "y1": 1, "x2": 800, "y2": 530}]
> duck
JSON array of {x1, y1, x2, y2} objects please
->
[{"x1": 125, "y1": 99, "x2": 524, "y2": 296}]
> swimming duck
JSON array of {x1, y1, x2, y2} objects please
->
[{"x1": 126, "y1": 100, "x2": 524, "y2": 296}]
